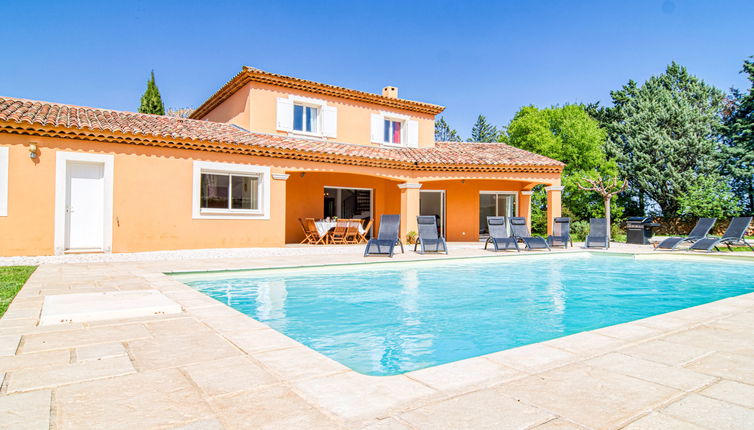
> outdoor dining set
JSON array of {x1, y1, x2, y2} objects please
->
[{"x1": 299, "y1": 218, "x2": 373, "y2": 245}]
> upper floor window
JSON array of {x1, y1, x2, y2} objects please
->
[
  {"x1": 384, "y1": 119, "x2": 402, "y2": 145},
  {"x1": 371, "y1": 113, "x2": 419, "y2": 147},
  {"x1": 293, "y1": 104, "x2": 319, "y2": 134},
  {"x1": 277, "y1": 96, "x2": 336, "y2": 138}
]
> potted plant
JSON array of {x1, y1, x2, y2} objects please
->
[{"x1": 406, "y1": 230, "x2": 418, "y2": 245}]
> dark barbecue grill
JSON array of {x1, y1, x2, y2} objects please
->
[{"x1": 626, "y1": 217, "x2": 660, "y2": 245}]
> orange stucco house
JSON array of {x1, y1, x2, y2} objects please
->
[{"x1": 0, "y1": 67, "x2": 564, "y2": 257}]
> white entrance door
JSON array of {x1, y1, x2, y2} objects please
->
[{"x1": 65, "y1": 162, "x2": 105, "y2": 250}]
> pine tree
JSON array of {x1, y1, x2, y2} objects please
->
[
  {"x1": 434, "y1": 116, "x2": 461, "y2": 141},
  {"x1": 602, "y1": 62, "x2": 725, "y2": 216},
  {"x1": 468, "y1": 115, "x2": 499, "y2": 142},
  {"x1": 138, "y1": 71, "x2": 165, "y2": 115},
  {"x1": 722, "y1": 57, "x2": 754, "y2": 214}
]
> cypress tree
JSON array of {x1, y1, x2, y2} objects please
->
[
  {"x1": 138, "y1": 71, "x2": 165, "y2": 115},
  {"x1": 434, "y1": 116, "x2": 462, "y2": 141},
  {"x1": 468, "y1": 115, "x2": 499, "y2": 142}
]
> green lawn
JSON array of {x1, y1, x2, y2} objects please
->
[{"x1": 0, "y1": 266, "x2": 36, "y2": 317}]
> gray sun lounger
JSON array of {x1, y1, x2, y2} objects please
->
[
  {"x1": 509, "y1": 217, "x2": 551, "y2": 251},
  {"x1": 414, "y1": 216, "x2": 448, "y2": 254},
  {"x1": 364, "y1": 214, "x2": 405, "y2": 257},
  {"x1": 585, "y1": 218, "x2": 609, "y2": 249},
  {"x1": 484, "y1": 216, "x2": 519, "y2": 252},
  {"x1": 655, "y1": 217, "x2": 716, "y2": 250},
  {"x1": 689, "y1": 216, "x2": 753, "y2": 252},
  {"x1": 547, "y1": 217, "x2": 572, "y2": 249}
]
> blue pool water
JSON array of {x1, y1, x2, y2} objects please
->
[{"x1": 178, "y1": 254, "x2": 754, "y2": 376}]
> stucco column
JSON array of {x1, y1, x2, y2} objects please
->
[
  {"x1": 271, "y1": 172, "x2": 290, "y2": 245},
  {"x1": 398, "y1": 182, "x2": 422, "y2": 241},
  {"x1": 519, "y1": 190, "x2": 534, "y2": 232},
  {"x1": 545, "y1": 186, "x2": 564, "y2": 236}
]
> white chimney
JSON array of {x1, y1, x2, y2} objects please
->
[{"x1": 382, "y1": 86, "x2": 398, "y2": 99}]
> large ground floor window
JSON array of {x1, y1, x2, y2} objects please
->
[{"x1": 479, "y1": 191, "x2": 517, "y2": 236}]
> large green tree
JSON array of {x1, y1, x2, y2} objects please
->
[
  {"x1": 434, "y1": 116, "x2": 462, "y2": 141},
  {"x1": 468, "y1": 115, "x2": 499, "y2": 142},
  {"x1": 600, "y1": 62, "x2": 725, "y2": 216},
  {"x1": 505, "y1": 104, "x2": 619, "y2": 231},
  {"x1": 722, "y1": 57, "x2": 754, "y2": 214},
  {"x1": 138, "y1": 71, "x2": 165, "y2": 115}
]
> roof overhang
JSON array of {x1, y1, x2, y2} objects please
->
[{"x1": 190, "y1": 67, "x2": 446, "y2": 120}]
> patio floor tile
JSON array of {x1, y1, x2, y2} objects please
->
[
  {"x1": 55, "y1": 369, "x2": 214, "y2": 430},
  {"x1": 0, "y1": 349, "x2": 70, "y2": 372},
  {"x1": 662, "y1": 393, "x2": 754, "y2": 430},
  {"x1": 294, "y1": 372, "x2": 438, "y2": 420},
  {"x1": 360, "y1": 418, "x2": 414, "y2": 429},
  {"x1": 21, "y1": 323, "x2": 151, "y2": 353},
  {"x1": 182, "y1": 356, "x2": 279, "y2": 397},
  {"x1": 252, "y1": 346, "x2": 348, "y2": 381},
  {"x1": 698, "y1": 380, "x2": 754, "y2": 409},
  {"x1": 619, "y1": 339, "x2": 710, "y2": 366},
  {"x1": 484, "y1": 343, "x2": 577, "y2": 372},
  {"x1": 661, "y1": 326, "x2": 754, "y2": 356},
  {"x1": 499, "y1": 363, "x2": 680, "y2": 429},
  {"x1": 684, "y1": 352, "x2": 754, "y2": 384},
  {"x1": 221, "y1": 328, "x2": 301, "y2": 354},
  {"x1": 532, "y1": 418, "x2": 588, "y2": 429},
  {"x1": 210, "y1": 385, "x2": 341, "y2": 430},
  {"x1": 406, "y1": 357, "x2": 524, "y2": 394},
  {"x1": 593, "y1": 322, "x2": 662, "y2": 341},
  {"x1": 6, "y1": 354, "x2": 135, "y2": 393},
  {"x1": 0, "y1": 390, "x2": 51, "y2": 430},
  {"x1": 127, "y1": 330, "x2": 241, "y2": 370},
  {"x1": 585, "y1": 353, "x2": 716, "y2": 391},
  {"x1": 543, "y1": 332, "x2": 627, "y2": 356},
  {"x1": 75, "y1": 342, "x2": 127, "y2": 362},
  {"x1": 0, "y1": 335, "x2": 21, "y2": 356},
  {"x1": 622, "y1": 412, "x2": 705, "y2": 429},
  {"x1": 400, "y1": 388, "x2": 553, "y2": 430}
]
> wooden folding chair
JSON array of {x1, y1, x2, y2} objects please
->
[
  {"x1": 357, "y1": 219, "x2": 373, "y2": 244},
  {"x1": 304, "y1": 218, "x2": 326, "y2": 245},
  {"x1": 345, "y1": 220, "x2": 361, "y2": 244},
  {"x1": 329, "y1": 219, "x2": 349, "y2": 244},
  {"x1": 299, "y1": 218, "x2": 315, "y2": 244}
]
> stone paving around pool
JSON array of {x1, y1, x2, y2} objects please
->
[{"x1": 1, "y1": 243, "x2": 754, "y2": 429}]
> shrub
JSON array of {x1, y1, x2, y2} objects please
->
[{"x1": 570, "y1": 220, "x2": 590, "y2": 241}]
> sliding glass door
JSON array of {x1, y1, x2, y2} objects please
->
[
  {"x1": 479, "y1": 192, "x2": 517, "y2": 236},
  {"x1": 323, "y1": 187, "x2": 372, "y2": 225},
  {"x1": 420, "y1": 190, "x2": 445, "y2": 236}
]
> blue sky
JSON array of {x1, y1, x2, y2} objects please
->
[{"x1": 1, "y1": 0, "x2": 752, "y2": 139}]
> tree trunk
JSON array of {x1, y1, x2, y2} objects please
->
[{"x1": 605, "y1": 196, "x2": 611, "y2": 242}]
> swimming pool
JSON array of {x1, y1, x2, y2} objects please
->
[{"x1": 177, "y1": 253, "x2": 754, "y2": 376}]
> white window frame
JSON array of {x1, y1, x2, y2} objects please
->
[
  {"x1": 0, "y1": 146, "x2": 8, "y2": 217},
  {"x1": 288, "y1": 95, "x2": 327, "y2": 138},
  {"x1": 382, "y1": 117, "x2": 405, "y2": 146},
  {"x1": 192, "y1": 161, "x2": 270, "y2": 220},
  {"x1": 54, "y1": 152, "x2": 114, "y2": 255},
  {"x1": 479, "y1": 191, "x2": 519, "y2": 217},
  {"x1": 292, "y1": 102, "x2": 320, "y2": 135},
  {"x1": 372, "y1": 111, "x2": 414, "y2": 147}
]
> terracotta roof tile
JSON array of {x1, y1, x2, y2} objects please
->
[{"x1": 0, "y1": 96, "x2": 563, "y2": 170}]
